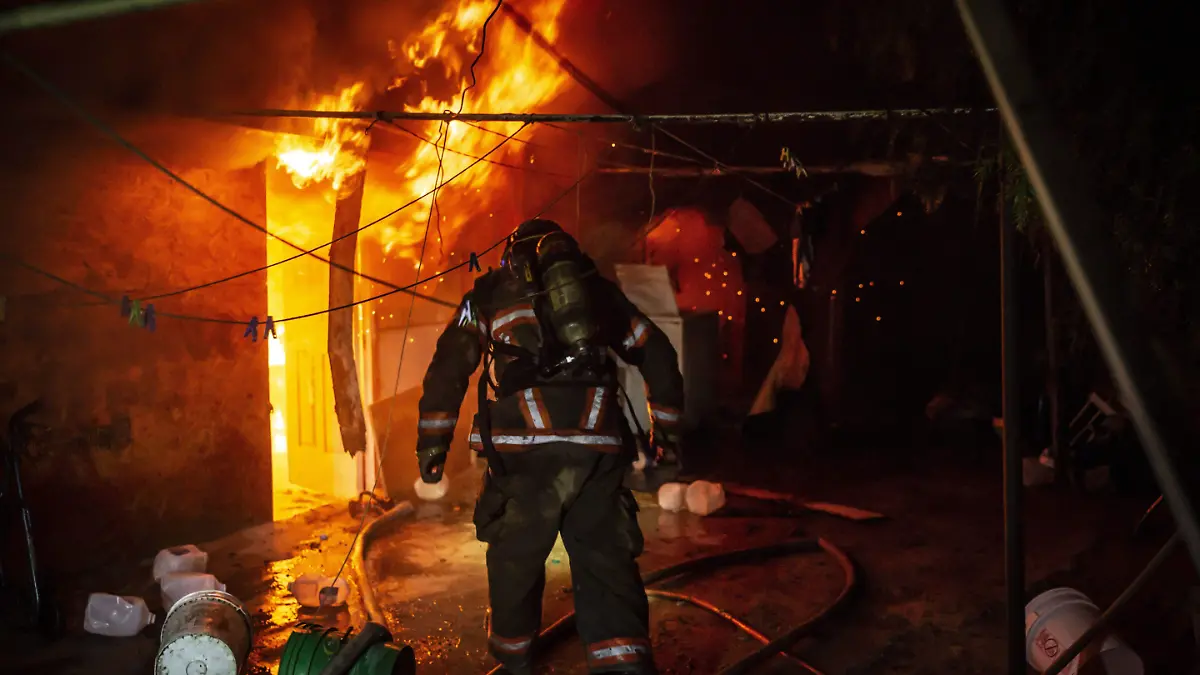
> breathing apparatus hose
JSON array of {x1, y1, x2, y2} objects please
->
[{"x1": 353, "y1": 503, "x2": 856, "y2": 675}]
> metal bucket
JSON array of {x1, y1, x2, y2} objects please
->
[{"x1": 155, "y1": 590, "x2": 253, "y2": 675}]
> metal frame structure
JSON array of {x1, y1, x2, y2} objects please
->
[{"x1": 956, "y1": 1, "x2": 1200, "y2": 673}]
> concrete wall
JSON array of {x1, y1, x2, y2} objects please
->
[{"x1": 0, "y1": 126, "x2": 272, "y2": 574}]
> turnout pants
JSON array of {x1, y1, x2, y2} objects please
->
[{"x1": 473, "y1": 443, "x2": 655, "y2": 674}]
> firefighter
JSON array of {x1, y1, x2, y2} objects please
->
[{"x1": 414, "y1": 219, "x2": 684, "y2": 675}]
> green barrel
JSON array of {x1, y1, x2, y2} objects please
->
[{"x1": 278, "y1": 623, "x2": 416, "y2": 675}]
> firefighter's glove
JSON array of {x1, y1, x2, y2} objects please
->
[{"x1": 417, "y1": 446, "x2": 449, "y2": 484}]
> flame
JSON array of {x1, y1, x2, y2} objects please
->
[
  {"x1": 272, "y1": 0, "x2": 571, "y2": 259},
  {"x1": 274, "y1": 83, "x2": 372, "y2": 193}
]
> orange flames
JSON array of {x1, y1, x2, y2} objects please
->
[
  {"x1": 273, "y1": 0, "x2": 571, "y2": 260},
  {"x1": 274, "y1": 83, "x2": 371, "y2": 193}
]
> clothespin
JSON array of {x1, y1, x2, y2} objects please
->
[
  {"x1": 468, "y1": 252, "x2": 482, "y2": 273},
  {"x1": 128, "y1": 299, "x2": 143, "y2": 327},
  {"x1": 264, "y1": 315, "x2": 277, "y2": 339},
  {"x1": 144, "y1": 304, "x2": 157, "y2": 332},
  {"x1": 120, "y1": 295, "x2": 132, "y2": 318},
  {"x1": 244, "y1": 316, "x2": 260, "y2": 342}
]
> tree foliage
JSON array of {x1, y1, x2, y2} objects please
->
[{"x1": 839, "y1": 0, "x2": 1200, "y2": 373}]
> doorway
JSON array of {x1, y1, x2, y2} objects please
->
[{"x1": 266, "y1": 166, "x2": 365, "y2": 520}]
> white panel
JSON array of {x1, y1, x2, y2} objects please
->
[
  {"x1": 377, "y1": 325, "x2": 445, "y2": 399},
  {"x1": 614, "y1": 264, "x2": 680, "y2": 317}
]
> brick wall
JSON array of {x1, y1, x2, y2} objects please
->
[{"x1": 0, "y1": 126, "x2": 272, "y2": 574}]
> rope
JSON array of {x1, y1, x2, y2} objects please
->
[{"x1": 0, "y1": 52, "x2": 520, "y2": 308}]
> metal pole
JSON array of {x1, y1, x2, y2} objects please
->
[
  {"x1": 224, "y1": 108, "x2": 991, "y2": 125},
  {"x1": 1043, "y1": 532, "x2": 1181, "y2": 675},
  {"x1": 955, "y1": 0, "x2": 1200, "y2": 573},
  {"x1": 0, "y1": 0, "x2": 204, "y2": 34},
  {"x1": 1043, "y1": 243, "x2": 1065, "y2": 483},
  {"x1": 999, "y1": 134, "x2": 1026, "y2": 675}
]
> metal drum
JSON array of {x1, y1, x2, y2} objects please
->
[{"x1": 155, "y1": 590, "x2": 253, "y2": 675}]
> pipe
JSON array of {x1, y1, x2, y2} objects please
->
[
  {"x1": 956, "y1": 0, "x2": 1200, "y2": 575},
  {"x1": 999, "y1": 127, "x2": 1027, "y2": 675},
  {"x1": 0, "y1": 0, "x2": 204, "y2": 34},
  {"x1": 225, "y1": 108, "x2": 991, "y2": 125},
  {"x1": 1042, "y1": 532, "x2": 1181, "y2": 675}
]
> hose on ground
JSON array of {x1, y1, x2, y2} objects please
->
[{"x1": 354, "y1": 508, "x2": 858, "y2": 675}]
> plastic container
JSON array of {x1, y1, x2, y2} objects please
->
[
  {"x1": 414, "y1": 476, "x2": 449, "y2": 502},
  {"x1": 685, "y1": 481, "x2": 726, "y2": 516},
  {"x1": 657, "y1": 483, "x2": 687, "y2": 512},
  {"x1": 1025, "y1": 587, "x2": 1144, "y2": 675},
  {"x1": 83, "y1": 593, "x2": 156, "y2": 637},
  {"x1": 289, "y1": 574, "x2": 350, "y2": 608},
  {"x1": 152, "y1": 545, "x2": 209, "y2": 582},
  {"x1": 155, "y1": 590, "x2": 252, "y2": 675},
  {"x1": 161, "y1": 572, "x2": 226, "y2": 610}
]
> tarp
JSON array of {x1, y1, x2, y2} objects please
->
[{"x1": 749, "y1": 305, "x2": 810, "y2": 416}]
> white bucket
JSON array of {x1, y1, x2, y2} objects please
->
[
  {"x1": 1025, "y1": 587, "x2": 1144, "y2": 675},
  {"x1": 155, "y1": 590, "x2": 252, "y2": 675}
]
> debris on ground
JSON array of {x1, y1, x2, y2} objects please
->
[
  {"x1": 289, "y1": 574, "x2": 349, "y2": 608},
  {"x1": 161, "y1": 572, "x2": 227, "y2": 609},
  {"x1": 152, "y1": 544, "x2": 208, "y2": 582},
  {"x1": 83, "y1": 593, "x2": 155, "y2": 637}
]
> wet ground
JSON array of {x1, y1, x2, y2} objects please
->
[{"x1": 2, "y1": 437, "x2": 1192, "y2": 674}]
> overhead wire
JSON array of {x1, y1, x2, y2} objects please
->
[
  {"x1": 140, "y1": 122, "x2": 527, "y2": 303},
  {"x1": 381, "y1": 121, "x2": 570, "y2": 178},
  {"x1": 0, "y1": 52, "x2": 520, "y2": 309},
  {"x1": 4, "y1": 168, "x2": 592, "y2": 329},
  {"x1": 326, "y1": 0, "x2": 504, "y2": 590}
]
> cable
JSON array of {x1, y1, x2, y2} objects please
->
[
  {"x1": 141, "y1": 123, "x2": 527, "y2": 303},
  {"x1": 654, "y1": 125, "x2": 798, "y2": 208},
  {"x1": 5, "y1": 256, "x2": 243, "y2": 324},
  {"x1": 0, "y1": 52, "x2": 522, "y2": 308},
  {"x1": 645, "y1": 128, "x2": 657, "y2": 263},
  {"x1": 645, "y1": 590, "x2": 823, "y2": 675},
  {"x1": 381, "y1": 121, "x2": 571, "y2": 178},
  {"x1": 5, "y1": 169, "x2": 589, "y2": 330},
  {"x1": 326, "y1": 0, "x2": 504, "y2": 590}
]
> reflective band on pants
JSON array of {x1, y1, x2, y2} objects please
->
[
  {"x1": 587, "y1": 638, "x2": 651, "y2": 668},
  {"x1": 489, "y1": 633, "x2": 533, "y2": 654}
]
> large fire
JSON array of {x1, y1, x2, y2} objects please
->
[{"x1": 273, "y1": 0, "x2": 571, "y2": 259}]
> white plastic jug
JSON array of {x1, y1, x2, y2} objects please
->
[
  {"x1": 288, "y1": 574, "x2": 349, "y2": 608},
  {"x1": 1025, "y1": 587, "x2": 1143, "y2": 675},
  {"x1": 161, "y1": 573, "x2": 226, "y2": 610},
  {"x1": 414, "y1": 476, "x2": 449, "y2": 502},
  {"x1": 685, "y1": 481, "x2": 726, "y2": 516},
  {"x1": 84, "y1": 593, "x2": 156, "y2": 637},
  {"x1": 657, "y1": 483, "x2": 687, "y2": 512},
  {"x1": 152, "y1": 545, "x2": 209, "y2": 582}
]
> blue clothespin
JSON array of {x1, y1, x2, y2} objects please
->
[
  {"x1": 144, "y1": 304, "x2": 157, "y2": 332},
  {"x1": 468, "y1": 252, "x2": 482, "y2": 273},
  {"x1": 120, "y1": 295, "x2": 132, "y2": 318},
  {"x1": 264, "y1": 315, "x2": 277, "y2": 339},
  {"x1": 128, "y1": 300, "x2": 143, "y2": 327},
  {"x1": 244, "y1": 316, "x2": 260, "y2": 342}
]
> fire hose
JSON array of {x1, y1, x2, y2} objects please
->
[{"x1": 351, "y1": 509, "x2": 858, "y2": 675}]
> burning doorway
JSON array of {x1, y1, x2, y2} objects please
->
[{"x1": 265, "y1": 166, "x2": 367, "y2": 520}]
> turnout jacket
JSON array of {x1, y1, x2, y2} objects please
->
[{"x1": 415, "y1": 263, "x2": 685, "y2": 455}]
